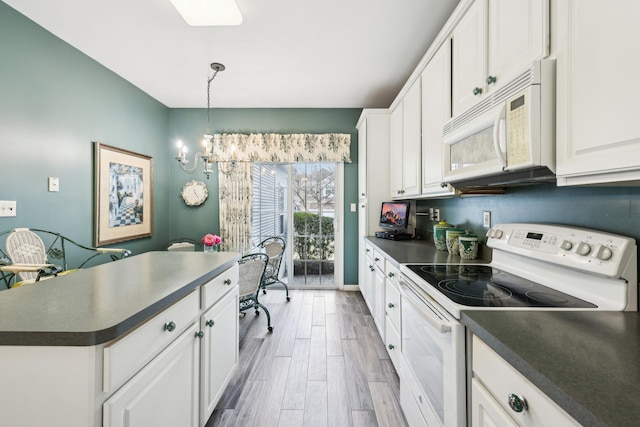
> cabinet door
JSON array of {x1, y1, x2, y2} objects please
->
[
  {"x1": 200, "y1": 287, "x2": 239, "y2": 425},
  {"x1": 362, "y1": 250, "x2": 375, "y2": 312},
  {"x1": 487, "y1": 0, "x2": 548, "y2": 94},
  {"x1": 401, "y1": 79, "x2": 422, "y2": 197},
  {"x1": 373, "y1": 265, "x2": 386, "y2": 337},
  {"x1": 556, "y1": 0, "x2": 640, "y2": 185},
  {"x1": 452, "y1": 0, "x2": 487, "y2": 117},
  {"x1": 389, "y1": 104, "x2": 404, "y2": 198},
  {"x1": 421, "y1": 39, "x2": 455, "y2": 197},
  {"x1": 471, "y1": 378, "x2": 518, "y2": 427},
  {"x1": 104, "y1": 324, "x2": 199, "y2": 427}
]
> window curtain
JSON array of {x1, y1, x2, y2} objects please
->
[{"x1": 215, "y1": 133, "x2": 350, "y2": 252}]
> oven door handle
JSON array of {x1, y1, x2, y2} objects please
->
[{"x1": 400, "y1": 279, "x2": 451, "y2": 333}]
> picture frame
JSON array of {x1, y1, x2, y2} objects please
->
[{"x1": 94, "y1": 142, "x2": 153, "y2": 246}]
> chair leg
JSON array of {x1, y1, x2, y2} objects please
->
[{"x1": 257, "y1": 302, "x2": 273, "y2": 332}]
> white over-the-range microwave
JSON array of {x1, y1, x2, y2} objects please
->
[{"x1": 442, "y1": 60, "x2": 555, "y2": 188}]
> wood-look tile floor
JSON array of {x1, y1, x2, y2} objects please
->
[{"x1": 206, "y1": 289, "x2": 408, "y2": 427}]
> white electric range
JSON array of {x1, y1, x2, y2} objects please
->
[{"x1": 397, "y1": 223, "x2": 637, "y2": 427}]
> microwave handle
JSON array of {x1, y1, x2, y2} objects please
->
[{"x1": 493, "y1": 103, "x2": 507, "y2": 169}]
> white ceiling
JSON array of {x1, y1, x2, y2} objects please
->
[{"x1": 4, "y1": 0, "x2": 460, "y2": 108}]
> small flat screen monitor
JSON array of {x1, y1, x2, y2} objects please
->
[{"x1": 379, "y1": 201, "x2": 410, "y2": 232}]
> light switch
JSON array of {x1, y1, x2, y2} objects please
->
[
  {"x1": 0, "y1": 200, "x2": 16, "y2": 217},
  {"x1": 48, "y1": 177, "x2": 60, "y2": 192},
  {"x1": 350, "y1": 203, "x2": 357, "y2": 212}
]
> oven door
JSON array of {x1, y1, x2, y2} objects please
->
[{"x1": 400, "y1": 276, "x2": 466, "y2": 427}]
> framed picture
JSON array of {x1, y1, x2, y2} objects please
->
[{"x1": 94, "y1": 142, "x2": 153, "y2": 246}]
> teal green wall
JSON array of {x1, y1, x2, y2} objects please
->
[
  {"x1": 415, "y1": 183, "x2": 640, "y2": 246},
  {"x1": 168, "y1": 108, "x2": 362, "y2": 284},
  {"x1": 0, "y1": 2, "x2": 171, "y2": 261}
]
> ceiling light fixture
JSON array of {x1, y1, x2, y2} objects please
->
[
  {"x1": 169, "y1": 0, "x2": 243, "y2": 26},
  {"x1": 175, "y1": 62, "x2": 225, "y2": 179}
]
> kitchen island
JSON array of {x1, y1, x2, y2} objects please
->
[
  {"x1": 0, "y1": 251, "x2": 241, "y2": 427},
  {"x1": 463, "y1": 310, "x2": 640, "y2": 427}
]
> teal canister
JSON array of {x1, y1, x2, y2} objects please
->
[
  {"x1": 445, "y1": 228, "x2": 466, "y2": 255},
  {"x1": 433, "y1": 220, "x2": 454, "y2": 251},
  {"x1": 459, "y1": 231, "x2": 479, "y2": 260}
]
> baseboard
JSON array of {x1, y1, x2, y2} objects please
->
[{"x1": 341, "y1": 284, "x2": 360, "y2": 292}]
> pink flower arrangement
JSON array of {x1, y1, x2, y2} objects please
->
[{"x1": 202, "y1": 234, "x2": 222, "y2": 247}]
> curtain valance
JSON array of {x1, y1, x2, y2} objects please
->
[{"x1": 213, "y1": 133, "x2": 351, "y2": 163}]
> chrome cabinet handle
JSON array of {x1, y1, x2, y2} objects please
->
[
  {"x1": 374, "y1": 257, "x2": 380, "y2": 262},
  {"x1": 206, "y1": 319, "x2": 215, "y2": 327},
  {"x1": 224, "y1": 278, "x2": 232, "y2": 285},
  {"x1": 195, "y1": 330, "x2": 205, "y2": 339},
  {"x1": 369, "y1": 265, "x2": 375, "y2": 271},
  {"x1": 507, "y1": 393, "x2": 528, "y2": 413},
  {"x1": 388, "y1": 344, "x2": 395, "y2": 350},
  {"x1": 486, "y1": 75, "x2": 497, "y2": 85},
  {"x1": 388, "y1": 302, "x2": 395, "y2": 308},
  {"x1": 388, "y1": 272, "x2": 394, "y2": 278},
  {"x1": 473, "y1": 87, "x2": 483, "y2": 95},
  {"x1": 164, "y1": 321, "x2": 176, "y2": 332}
]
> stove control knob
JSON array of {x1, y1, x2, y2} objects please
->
[
  {"x1": 576, "y1": 242, "x2": 592, "y2": 256},
  {"x1": 594, "y1": 245, "x2": 613, "y2": 261},
  {"x1": 560, "y1": 240, "x2": 573, "y2": 251},
  {"x1": 486, "y1": 229, "x2": 494, "y2": 238},
  {"x1": 493, "y1": 229, "x2": 504, "y2": 239}
]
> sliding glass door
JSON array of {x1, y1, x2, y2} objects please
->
[{"x1": 252, "y1": 162, "x2": 342, "y2": 289}]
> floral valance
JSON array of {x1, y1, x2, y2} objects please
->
[{"x1": 212, "y1": 133, "x2": 351, "y2": 163}]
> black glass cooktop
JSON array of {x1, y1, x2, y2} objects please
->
[{"x1": 405, "y1": 264, "x2": 597, "y2": 308}]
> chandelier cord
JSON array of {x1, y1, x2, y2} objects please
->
[{"x1": 206, "y1": 67, "x2": 220, "y2": 135}]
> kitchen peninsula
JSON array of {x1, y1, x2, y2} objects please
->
[{"x1": 0, "y1": 251, "x2": 241, "y2": 427}]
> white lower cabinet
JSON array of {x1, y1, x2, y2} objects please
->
[
  {"x1": 471, "y1": 378, "x2": 517, "y2": 427},
  {"x1": 471, "y1": 335, "x2": 579, "y2": 427},
  {"x1": 200, "y1": 287, "x2": 239, "y2": 425},
  {"x1": 372, "y1": 261, "x2": 386, "y2": 337},
  {"x1": 104, "y1": 323, "x2": 200, "y2": 427}
]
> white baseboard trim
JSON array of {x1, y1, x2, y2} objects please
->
[{"x1": 341, "y1": 284, "x2": 360, "y2": 292}]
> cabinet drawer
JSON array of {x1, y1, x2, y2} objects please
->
[
  {"x1": 365, "y1": 242, "x2": 374, "y2": 260},
  {"x1": 385, "y1": 316, "x2": 401, "y2": 370},
  {"x1": 472, "y1": 335, "x2": 579, "y2": 426},
  {"x1": 103, "y1": 290, "x2": 200, "y2": 393},
  {"x1": 372, "y1": 249, "x2": 386, "y2": 270},
  {"x1": 385, "y1": 275, "x2": 401, "y2": 332},
  {"x1": 201, "y1": 264, "x2": 239, "y2": 310}
]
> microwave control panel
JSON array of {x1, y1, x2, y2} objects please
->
[{"x1": 506, "y1": 93, "x2": 532, "y2": 167}]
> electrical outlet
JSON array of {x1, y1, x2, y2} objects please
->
[
  {"x1": 483, "y1": 211, "x2": 491, "y2": 228},
  {"x1": 433, "y1": 208, "x2": 440, "y2": 221}
]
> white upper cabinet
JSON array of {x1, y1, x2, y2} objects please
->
[
  {"x1": 452, "y1": 0, "x2": 549, "y2": 117},
  {"x1": 421, "y1": 39, "x2": 456, "y2": 197},
  {"x1": 390, "y1": 80, "x2": 422, "y2": 199},
  {"x1": 402, "y1": 79, "x2": 422, "y2": 197},
  {"x1": 389, "y1": 104, "x2": 404, "y2": 197},
  {"x1": 556, "y1": 0, "x2": 640, "y2": 186},
  {"x1": 452, "y1": 0, "x2": 488, "y2": 117}
]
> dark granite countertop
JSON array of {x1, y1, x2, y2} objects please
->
[
  {"x1": 364, "y1": 236, "x2": 491, "y2": 267},
  {"x1": 462, "y1": 311, "x2": 640, "y2": 427},
  {"x1": 0, "y1": 251, "x2": 240, "y2": 346}
]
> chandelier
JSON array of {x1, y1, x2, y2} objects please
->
[{"x1": 174, "y1": 62, "x2": 225, "y2": 179}]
